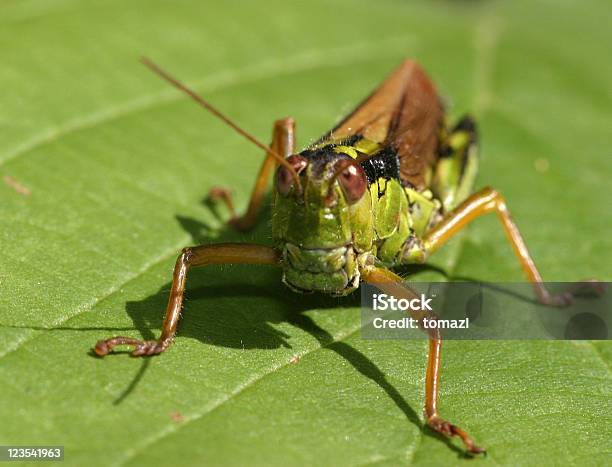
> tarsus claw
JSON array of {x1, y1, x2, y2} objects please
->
[
  {"x1": 92, "y1": 337, "x2": 167, "y2": 358},
  {"x1": 93, "y1": 340, "x2": 110, "y2": 357},
  {"x1": 539, "y1": 279, "x2": 606, "y2": 307},
  {"x1": 428, "y1": 416, "x2": 485, "y2": 454}
]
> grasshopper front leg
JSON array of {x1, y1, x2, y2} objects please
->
[
  {"x1": 362, "y1": 266, "x2": 485, "y2": 454},
  {"x1": 94, "y1": 244, "x2": 280, "y2": 357},
  {"x1": 208, "y1": 117, "x2": 295, "y2": 231}
]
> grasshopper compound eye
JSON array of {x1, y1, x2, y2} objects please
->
[
  {"x1": 335, "y1": 159, "x2": 366, "y2": 204},
  {"x1": 276, "y1": 155, "x2": 307, "y2": 196}
]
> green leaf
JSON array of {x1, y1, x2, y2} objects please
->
[{"x1": 1, "y1": 1, "x2": 610, "y2": 466}]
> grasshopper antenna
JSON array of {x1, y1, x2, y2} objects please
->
[{"x1": 141, "y1": 57, "x2": 301, "y2": 191}]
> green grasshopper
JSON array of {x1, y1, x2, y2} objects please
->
[{"x1": 95, "y1": 58, "x2": 601, "y2": 453}]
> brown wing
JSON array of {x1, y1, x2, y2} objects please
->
[{"x1": 325, "y1": 60, "x2": 443, "y2": 190}]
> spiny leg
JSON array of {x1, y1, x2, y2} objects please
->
[
  {"x1": 362, "y1": 266, "x2": 484, "y2": 454},
  {"x1": 421, "y1": 186, "x2": 603, "y2": 306},
  {"x1": 94, "y1": 243, "x2": 280, "y2": 357},
  {"x1": 208, "y1": 117, "x2": 295, "y2": 231}
]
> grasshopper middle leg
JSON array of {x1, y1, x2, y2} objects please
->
[{"x1": 413, "y1": 187, "x2": 603, "y2": 306}]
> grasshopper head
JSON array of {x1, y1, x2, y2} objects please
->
[{"x1": 272, "y1": 150, "x2": 373, "y2": 296}]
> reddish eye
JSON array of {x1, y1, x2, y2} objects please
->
[
  {"x1": 276, "y1": 155, "x2": 307, "y2": 196},
  {"x1": 336, "y1": 160, "x2": 366, "y2": 204}
]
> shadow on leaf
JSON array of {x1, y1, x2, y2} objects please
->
[{"x1": 92, "y1": 199, "x2": 471, "y2": 454}]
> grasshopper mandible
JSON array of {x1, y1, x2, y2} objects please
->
[{"x1": 94, "y1": 58, "x2": 602, "y2": 453}]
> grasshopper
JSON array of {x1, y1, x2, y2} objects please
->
[{"x1": 94, "y1": 58, "x2": 602, "y2": 453}]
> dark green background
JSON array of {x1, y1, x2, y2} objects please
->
[{"x1": 1, "y1": 1, "x2": 610, "y2": 466}]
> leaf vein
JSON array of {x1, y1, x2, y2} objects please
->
[
  {"x1": 0, "y1": 237, "x2": 189, "y2": 359},
  {"x1": 115, "y1": 319, "x2": 364, "y2": 467}
]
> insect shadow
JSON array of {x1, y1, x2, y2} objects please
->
[{"x1": 110, "y1": 199, "x2": 466, "y2": 455}]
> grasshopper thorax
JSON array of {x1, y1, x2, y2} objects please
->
[{"x1": 272, "y1": 145, "x2": 374, "y2": 296}]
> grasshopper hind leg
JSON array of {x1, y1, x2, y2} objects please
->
[
  {"x1": 208, "y1": 117, "x2": 295, "y2": 231},
  {"x1": 432, "y1": 115, "x2": 479, "y2": 212}
]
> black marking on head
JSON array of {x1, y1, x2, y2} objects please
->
[
  {"x1": 300, "y1": 135, "x2": 402, "y2": 188},
  {"x1": 300, "y1": 145, "x2": 351, "y2": 178},
  {"x1": 300, "y1": 136, "x2": 362, "y2": 178},
  {"x1": 360, "y1": 146, "x2": 401, "y2": 185}
]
